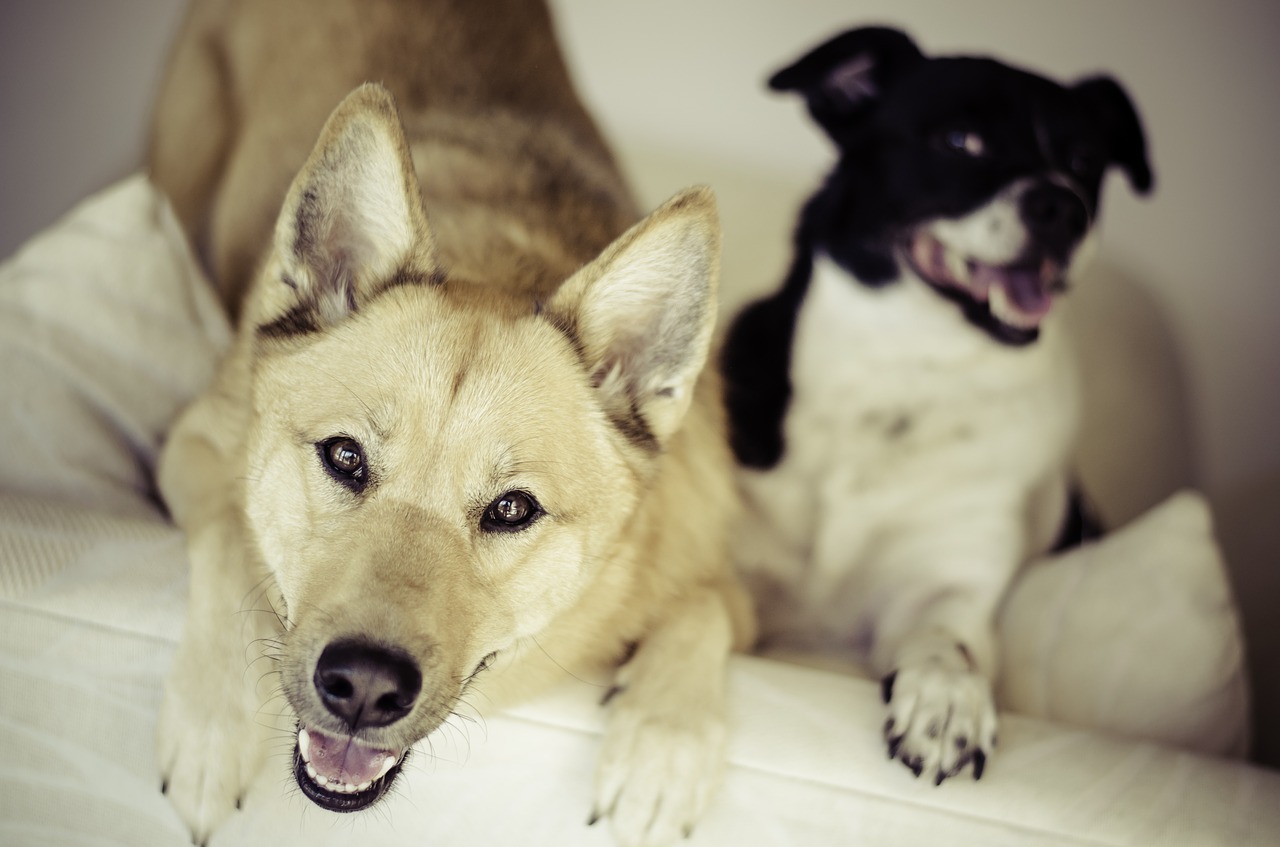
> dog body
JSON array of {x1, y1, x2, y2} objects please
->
[
  {"x1": 722, "y1": 28, "x2": 1150, "y2": 783},
  {"x1": 150, "y1": 2, "x2": 753, "y2": 845}
]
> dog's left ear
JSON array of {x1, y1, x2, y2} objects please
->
[
  {"x1": 546, "y1": 187, "x2": 720, "y2": 447},
  {"x1": 266, "y1": 83, "x2": 438, "y2": 332},
  {"x1": 1073, "y1": 76, "x2": 1154, "y2": 194},
  {"x1": 768, "y1": 27, "x2": 925, "y2": 145}
]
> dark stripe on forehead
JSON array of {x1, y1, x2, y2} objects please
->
[
  {"x1": 257, "y1": 263, "x2": 445, "y2": 341},
  {"x1": 257, "y1": 302, "x2": 320, "y2": 340},
  {"x1": 372, "y1": 263, "x2": 446, "y2": 299}
]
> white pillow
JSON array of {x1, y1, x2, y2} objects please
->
[
  {"x1": 998, "y1": 490, "x2": 1250, "y2": 756},
  {"x1": 0, "y1": 174, "x2": 229, "y2": 516}
]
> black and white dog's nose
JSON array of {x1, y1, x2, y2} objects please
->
[
  {"x1": 1020, "y1": 184, "x2": 1089, "y2": 253},
  {"x1": 313, "y1": 639, "x2": 422, "y2": 730}
]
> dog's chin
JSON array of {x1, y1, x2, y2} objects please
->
[
  {"x1": 905, "y1": 232, "x2": 1065, "y2": 344},
  {"x1": 292, "y1": 724, "x2": 407, "y2": 813}
]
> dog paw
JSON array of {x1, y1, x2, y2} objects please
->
[
  {"x1": 591, "y1": 689, "x2": 726, "y2": 847},
  {"x1": 157, "y1": 644, "x2": 273, "y2": 844},
  {"x1": 880, "y1": 661, "x2": 997, "y2": 784}
]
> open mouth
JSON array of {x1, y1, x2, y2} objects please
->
[
  {"x1": 906, "y1": 231, "x2": 1063, "y2": 332},
  {"x1": 292, "y1": 725, "x2": 407, "y2": 813}
]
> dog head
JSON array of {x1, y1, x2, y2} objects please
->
[
  {"x1": 239, "y1": 84, "x2": 721, "y2": 813},
  {"x1": 772, "y1": 26, "x2": 1152, "y2": 344}
]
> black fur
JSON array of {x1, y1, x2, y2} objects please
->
[{"x1": 721, "y1": 26, "x2": 1152, "y2": 470}]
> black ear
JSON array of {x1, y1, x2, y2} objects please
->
[
  {"x1": 768, "y1": 26, "x2": 925, "y2": 143},
  {"x1": 1072, "y1": 76, "x2": 1154, "y2": 195}
]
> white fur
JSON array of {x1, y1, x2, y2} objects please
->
[
  {"x1": 737, "y1": 254, "x2": 1080, "y2": 662},
  {"x1": 734, "y1": 253, "x2": 1081, "y2": 778}
]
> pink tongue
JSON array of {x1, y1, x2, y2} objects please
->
[
  {"x1": 1001, "y1": 267, "x2": 1051, "y2": 316},
  {"x1": 307, "y1": 727, "x2": 398, "y2": 785},
  {"x1": 973, "y1": 264, "x2": 1053, "y2": 322}
]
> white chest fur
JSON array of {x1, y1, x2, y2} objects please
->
[{"x1": 734, "y1": 255, "x2": 1080, "y2": 658}]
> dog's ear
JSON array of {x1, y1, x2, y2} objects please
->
[
  {"x1": 768, "y1": 26, "x2": 925, "y2": 143},
  {"x1": 1072, "y1": 76, "x2": 1154, "y2": 195},
  {"x1": 266, "y1": 83, "x2": 437, "y2": 332},
  {"x1": 546, "y1": 187, "x2": 720, "y2": 447}
]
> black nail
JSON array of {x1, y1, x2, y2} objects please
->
[
  {"x1": 887, "y1": 735, "x2": 904, "y2": 760},
  {"x1": 973, "y1": 749, "x2": 987, "y2": 780},
  {"x1": 880, "y1": 671, "x2": 897, "y2": 704},
  {"x1": 587, "y1": 809, "x2": 601, "y2": 827},
  {"x1": 600, "y1": 685, "x2": 624, "y2": 707}
]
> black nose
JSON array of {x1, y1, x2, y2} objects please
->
[
  {"x1": 313, "y1": 640, "x2": 422, "y2": 731},
  {"x1": 1020, "y1": 184, "x2": 1089, "y2": 253}
]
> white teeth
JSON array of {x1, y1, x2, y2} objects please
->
[
  {"x1": 944, "y1": 244, "x2": 971, "y2": 284},
  {"x1": 298, "y1": 728, "x2": 311, "y2": 763},
  {"x1": 375, "y1": 755, "x2": 398, "y2": 781},
  {"x1": 306, "y1": 763, "x2": 318, "y2": 782},
  {"x1": 989, "y1": 285, "x2": 1039, "y2": 330},
  {"x1": 989, "y1": 285, "x2": 1014, "y2": 325},
  {"x1": 357, "y1": 781, "x2": 371, "y2": 792}
]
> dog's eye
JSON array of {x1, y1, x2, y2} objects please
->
[
  {"x1": 1069, "y1": 149, "x2": 1102, "y2": 178},
  {"x1": 481, "y1": 490, "x2": 542, "y2": 532},
  {"x1": 938, "y1": 129, "x2": 986, "y2": 158},
  {"x1": 318, "y1": 436, "x2": 367, "y2": 491}
]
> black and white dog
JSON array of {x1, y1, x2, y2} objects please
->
[{"x1": 722, "y1": 27, "x2": 1152, "y2": 784}]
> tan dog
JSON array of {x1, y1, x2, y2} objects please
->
[{"x1": 148, "y1": 2, "x2": 754, "y2": 845}]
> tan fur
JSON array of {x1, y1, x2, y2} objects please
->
[{"x1": 149, "y1": 2, "x2": 754, "y2": 846}]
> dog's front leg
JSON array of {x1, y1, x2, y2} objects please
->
[
  {"x1": 856, "y1": 516, "x2": 1021, "y2": 786},
  {"x1": 592, "y1": 587, "x2": 736, "y2": 847},
  {"x1": 158, "y1": 508, "x2": 280, "y2": 843},
  {"x1": 156, "y1": 405, "x2": 283, "y2": 844}
]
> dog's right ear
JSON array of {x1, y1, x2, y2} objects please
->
[
  {"x1": 545, "y1": 187, "x2": 720, "y2": 449},
  {"x1": 768, "y1": 27, "x2": 925, "y2": 144},
  {"x1": 262, "y1": 83, "x2": 438, "y2": 336}
]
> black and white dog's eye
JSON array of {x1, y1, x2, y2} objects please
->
[
  {"x1": 318, "y1": 436, "x2": 367, "y2": 491},
  {"x1": 481, "y1": 490, "x2": 542, "y2": 532},
  {"x1": 1069, "y1": 149, "x2": 1102, "y2": 177},
  {"x1": 938, "y1": 129, "x2": 986, "y2": 157}
]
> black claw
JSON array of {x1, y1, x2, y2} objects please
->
[
  {"x1": 880, "y1": 671, "x2": 898, "y2": 704},
  {"x1": 973, "y1": 749, "x2": 987, "y2": 781},
  {"x1": 600, "y1": 684, "x2": 625, "y2": 707},
  {"x1": 935, "y1": 769, "x2": 947, "y2": 787},
  {"x1": 587, "y1": 809, "x2": 601, "y2": 827},
  {"x1": 883, "y1": 717, "x2": 895, "y2": 737},
  {"x1": 235, "y1": 796, "x2": 242, "y2": 810},
  {"x1": 160, "y1": 779, "x2": 169, "y2": 796},
  {"x1": 909, "y1": 756, "x2": 924, "y2": 778},
  {"x1": 887, "y1": 734, "x2": 904, "y2": 760}
]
